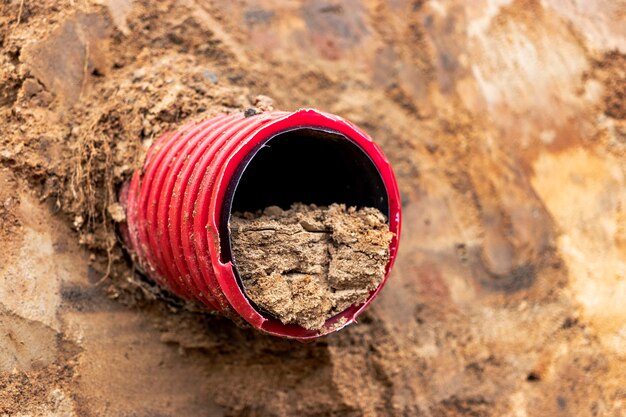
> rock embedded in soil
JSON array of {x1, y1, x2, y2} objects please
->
[{"x1": 229, "y1": 203, "x2": 394, "y2": 330}]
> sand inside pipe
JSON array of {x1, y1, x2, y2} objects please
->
[{"x1": 230, "y1": 203, "x2": 393, "y2": 330}]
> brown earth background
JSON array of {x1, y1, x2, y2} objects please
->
[{"x1": 0, "y1": 0, "x2": 625, "y2": 415}]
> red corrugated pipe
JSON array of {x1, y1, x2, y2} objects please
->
[{"x1": 119, "y1": 109, "x2": 401, "y2": 339}]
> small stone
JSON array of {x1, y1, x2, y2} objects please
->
[
  {"x1": 202, "y1": 70, "x2": 219, "y2": 84},
  {"x1": 73, "y1": 215, "x2": 84, "y2": 228},
  {"x1": 263, "y1": 205, "x2": 283, "y2": 217},
  {"x1": 300, "y1": 219, "x2": 326, "y2": 232},
  {"x1": 107, "y1": 203, "x2": 126, "y2": 222},
  {"x1": 253, "y1": 95, "x2": 274, "y2": 111},
  {"x1": 244, "y1": 107, "x2": 258, "y2": 117},
  {"x1": 21, "y1": 78, "x2": 43, "y2": 98}
]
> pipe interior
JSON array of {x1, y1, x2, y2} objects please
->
[{"x1": 220, "y1": 127, "x2": 389, "y2": 262}]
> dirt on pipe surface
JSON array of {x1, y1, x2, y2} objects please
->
[
  {"x1": 0, "y1": 0, "x2": 625, "y2": 416},
  {"x1": 230, "y1": 204, "x2": 393, "y2": 330}
]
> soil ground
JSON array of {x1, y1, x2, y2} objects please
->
[{"x1": 0, "y1": 0, "x2": 625, "y2": 416}]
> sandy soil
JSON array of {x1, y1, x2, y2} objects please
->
[
  {"x1": 231, "y1": 204, "x2": 392, "y2": 330},
  {"x1": 0, "y1": 0, "x2": 624, "y2": 416}
]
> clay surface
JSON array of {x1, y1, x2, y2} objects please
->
[
  {"x1": 230, "y1": 204, "x2": 392, "y2": 329},
  {"x1": 0, "y1": 0, "x2": 625, "y2": 416}
]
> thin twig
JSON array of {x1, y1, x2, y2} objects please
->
[
  {"x1": 95, "y1": 244, "x2": 113, "y2": 286},
  {"x1": 14, "y1": 0, "x2": 25, "y2": 27}
]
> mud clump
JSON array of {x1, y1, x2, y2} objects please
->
[{"x1": 230, "y1": 203, "x2": 393, "y2": 330}]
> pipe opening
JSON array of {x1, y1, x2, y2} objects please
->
[{"x1": 219, "y1": 127, "x2": 392, "y2": 330}]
